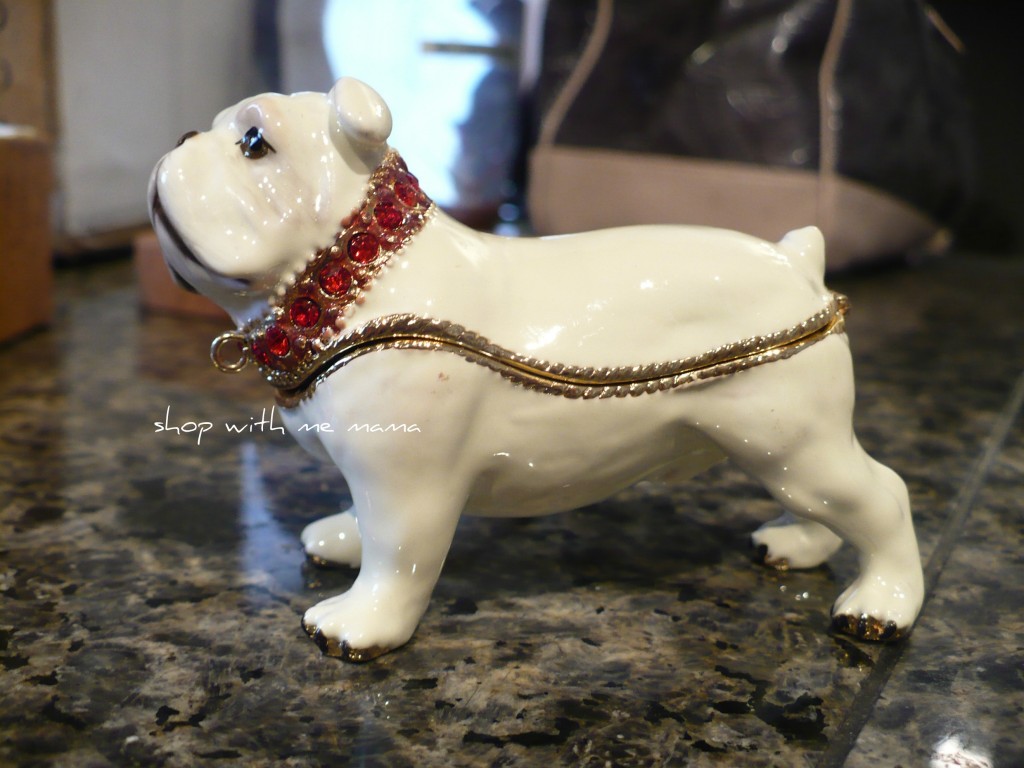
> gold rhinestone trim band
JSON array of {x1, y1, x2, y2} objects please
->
[{"x1": 275, "y1": 293, "x2": 849, "y2": 407}]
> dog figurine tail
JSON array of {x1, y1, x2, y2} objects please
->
[{"x1": 778, "y1": 226, "x2": 827, "y2": 290}]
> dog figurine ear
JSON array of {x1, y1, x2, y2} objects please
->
[{"x1": 329, "y1": 77, "x2": 392, "y2": 171}]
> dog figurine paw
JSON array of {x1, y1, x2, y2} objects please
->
[{"x1": 149, "y1": 77, "x2": 924, "y2": 661}]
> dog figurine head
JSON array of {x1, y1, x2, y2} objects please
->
[{"x1": 150, "y1": 78, "x2": 393, "y2": 324}]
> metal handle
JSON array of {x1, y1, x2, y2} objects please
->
[{"x1": 210, "y1": 331, "x2": 250, "y2": 373}]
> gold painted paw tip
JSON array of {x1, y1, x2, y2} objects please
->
[
  {"x1": 753, "y1": 543, "x2": 790, "y2": 571},
  {"x1": 305, "y1": 553, "x2": 333, "y2": 569},
  {"x1": 303, "y1": 553, "x2": 359, "y2": 572},
  {"x1": 303, "y1": 624, "x2": 391, "y2": 662},
  {"x1": 336, "y1": 641, "x2": 391, "y2": 663},
  {"x1": 830, "y1": 613, "x2": 908, "y2": 643}
]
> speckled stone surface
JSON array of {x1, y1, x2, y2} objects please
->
[{"x1": 1, "y1": 255, "x2": 1021, "y2": 767}]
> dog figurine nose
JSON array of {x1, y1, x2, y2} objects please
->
[{"x1": 176, "y1": 130, "x2": 199, "y2": 147}]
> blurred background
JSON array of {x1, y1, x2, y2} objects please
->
[{"x1": 0, "y1": 0, "x2": 1022, "y2": 338}]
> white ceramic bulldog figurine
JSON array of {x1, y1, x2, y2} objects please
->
[{"x1": 149, "y1": 78, "x2": 924, "y2": 662}]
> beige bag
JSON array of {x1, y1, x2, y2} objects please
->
[{"x1": 528, "y1": 0, "x2": 973, "y2": 270}]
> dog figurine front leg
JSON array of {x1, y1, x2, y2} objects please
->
[
  {"x1": 751, "y1": 512, "x2": 844, "y2": 570},
  {"x1": 296, "y1": 357, "x2": 480, "y2": 661},
  {"x1": 301, "y1": 508, "x2": 362, "y2": 568},
  {"x1": 301, "y1": 479, "x2": 465, "y2": 661}
]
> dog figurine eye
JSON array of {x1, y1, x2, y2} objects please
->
[{"x1": 236, "y1": 127, "x2": 276, "y2": 159}]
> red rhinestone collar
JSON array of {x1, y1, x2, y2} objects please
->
[{"x1": 210, "y1": 150, "x2": 434, "y2": 390}]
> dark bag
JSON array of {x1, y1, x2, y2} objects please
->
[{"x1": 528, "y1": 0, "x2": 974, "y2": 269}]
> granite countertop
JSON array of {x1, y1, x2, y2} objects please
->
[{"x1": 1, "y1": 255, "x2": 1021, "y2": 767}]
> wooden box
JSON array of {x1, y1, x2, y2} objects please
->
[
  {"x1": 0, "y1": 0, "x2": 56, "y2": 137},
  {"x1": 133, "y1": 230, "x2": 227, "y2": 319},
  {"x1": 0, "y1": 133, "x2": 53, "y2": 343}
]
